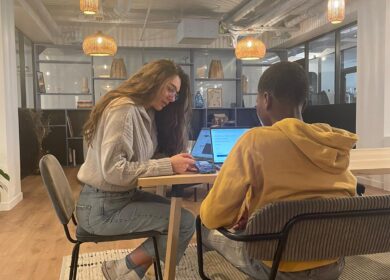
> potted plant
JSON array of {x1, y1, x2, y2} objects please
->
[{"x1": 0, "y1": 168, "x2": 10, "y2": 197}]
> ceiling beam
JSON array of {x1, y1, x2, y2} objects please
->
[
  {"x1": 16, "y1": 0, "x2": 61, "y2": 43},
  {"x1": 223, "y1": 0, "x2": 267, "y2": 24},
  {"x1": 139, "y1": 1, "x2": 152, "y2": 41}
]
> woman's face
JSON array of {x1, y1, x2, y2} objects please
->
[{"x1": 150, "y1": 75, "x2": 181, "y2": 111}]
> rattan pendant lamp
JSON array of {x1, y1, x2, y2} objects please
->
[
  {"x1": 82, "y1": 31, "x2": 117, "y2": 56},
  {"x1": 327, "y1": 0, "x2": 345, "y2": 24},
  {"x1": 235, "y1": 36, "x2": 266, "y2": 60},
  {"x1": 80, "y1": 0, "x2": 99, "y2": 15}
]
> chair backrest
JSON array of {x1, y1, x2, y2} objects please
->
[
  {"x1": 244, "y1": 195, "x2": 390, "y2": 261},
  {"x1": 39, "y1": 154, "x2": 75, "y2": 225}
]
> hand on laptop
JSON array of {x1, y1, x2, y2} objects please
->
[{"x1": 170, "y1": 153, "x2": 197, "y2": 173}]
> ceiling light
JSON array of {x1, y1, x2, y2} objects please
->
[
  {"x1": 235, "y1": 36, "x2": 266, "y2": 60},
  {"x1": 327, "y1": 0, "x2": 345, "y2": 24},
  {"x1": 82, "y1": 31, "x2": 117, "y2": 56},
  {"x1": 80, "y1": 0, "x2": 99, "y2": 15}
]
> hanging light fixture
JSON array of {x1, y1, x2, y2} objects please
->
[
  {"x1": 327, "y1": 0, "x2": 345, "y2": 24},
  {"x1": 235, "y1": 36, "x2": 266, "y2": 60},
  {"x1": 82, "y1": 31, "x2": 117, "y2": 56},
  {"x1": 80, "y1": 0, "x2": 99, "y2": 15}
]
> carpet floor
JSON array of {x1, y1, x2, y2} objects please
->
[{"x1": 60, "y1": 245, "x2": 390, "y2": 279}]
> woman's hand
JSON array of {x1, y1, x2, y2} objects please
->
[{"x1": 170, "y1": 153, "x2": 196, "y2": 174}]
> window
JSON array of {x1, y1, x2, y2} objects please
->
[
  {"x1": 340, "y1": 25, "x2": 357, "y2": 104},
  {"x1": 308, "y1": 33, "x2": 336, "y2": 105}
]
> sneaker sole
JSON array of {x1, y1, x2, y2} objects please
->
[{"x1": 101, "y1": 262, "x2": 113, "y2": 280}]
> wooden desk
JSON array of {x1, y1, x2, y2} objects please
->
[{"x1": 137, "y1": 147, "x2": 390, "y2": 280}]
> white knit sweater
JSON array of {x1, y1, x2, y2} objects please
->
[{"x1": 77, "y1": 97, "x2": 173, "y2": 192}]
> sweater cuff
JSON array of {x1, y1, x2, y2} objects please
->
[{"x1": 157, "y1": 158, "x2": 173, "y2": 176}]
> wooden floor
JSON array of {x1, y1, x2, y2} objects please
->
[{"x1": 0, "y1": 168, "x2": 389, "y2": 280}]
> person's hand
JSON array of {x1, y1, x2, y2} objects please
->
[
  {"x1": 232, "y1": 208, "x2": 248, "y2": 231},
  {"x1": 170, "y1": 153, "x2": 196, "y2": 174}
]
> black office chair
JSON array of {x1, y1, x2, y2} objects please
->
[{"x1": 39, "y1": 154, "x2": 163, "y2": 280}]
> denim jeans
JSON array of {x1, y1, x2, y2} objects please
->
[
  {"x1": 202, "y1": 227, "x2": 345, "y2": 280},
  {"x1": 76, "y1": 185, "x2": 195, "y2": 263}
]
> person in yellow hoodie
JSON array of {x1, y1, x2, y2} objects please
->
[{"x1": 200, "y1": 61, "x2": 357, "y2": 279}]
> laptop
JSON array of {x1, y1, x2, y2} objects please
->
[
  {"x1": 191, "y1": 128, "x2": 213, "y2": 161},
  {"x1": 210, "y1": 127, "x2": 250, "y2": 169}
]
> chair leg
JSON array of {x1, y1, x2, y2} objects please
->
[
  {"x1": 152, "y1": 236, "x2": 163, "y2": 280},
  {"x1": 196, "y1": 216, "x2": 211, "y2": 280},
  {"x1": 69, "y1": 242, "x2": 81, "y2": 280}
]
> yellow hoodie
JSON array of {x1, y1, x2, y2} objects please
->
[{"x1": 200, "y1": 118, "x2": 357, "y2": 272}]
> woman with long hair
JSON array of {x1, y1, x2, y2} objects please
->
[{"x1": 76, "y1": 59, "x2": 196, "y2": 280}]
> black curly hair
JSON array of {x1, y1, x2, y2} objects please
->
[{"x1": 258, "y1": 61, "x2": 308, "y2": 106}]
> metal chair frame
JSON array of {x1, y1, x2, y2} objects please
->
[{"x1": 196, "y1": 207, "x2": 390, "y2": 280}]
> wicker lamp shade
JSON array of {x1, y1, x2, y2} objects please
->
[
  {"x1": 80, "y1": 0, "x2": 99, "y2": 15},
  {"x1": 235, "y1": 36, "x2": 266, "y2": 60},
  {"x1": 327, "y1": 0, "x2": 345, "y2": 24},
  {"x1": 82, "y1": 31, "x2": 117, "y2": 56}
]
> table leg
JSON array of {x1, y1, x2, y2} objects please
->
[
  {"x1": 156, "y1": 185, "x2": 167, "y2": 196},
  {"x1": 164, "y1": 196, "x2": 182, "y2": 280}
]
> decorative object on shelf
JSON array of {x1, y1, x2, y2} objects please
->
[
  {"x1": 212, "y1": 113, "x2": 228, "y2": 127},
  {"x1": 82, "y1": 31, "x2": 117, "y2": 56},
  {"x1": 208, "y1": 60, "x2": 224, "y2": 79},
  {"x1": 81, "y1": 77, "x2": 89, "y2": 93},
  {"x1": 241, "y1": 74, "x2": 248, "y2": 94},
  {"x1": 0, "y1": 168, "x2": 10, "y2": 194},
  {"x1": 36, "y1": 71, "x2": 46, "y2": 93},
  {"x1": 235, "y1": 36, "x2": 266, "y2": 60},
  {"x1": 196, "y1": 65, "x2": 207, "y2": 78},
  {"x1": 207, "y1": 88, "x2": 222, "y2": 108},
  {"x1": 194, "y1": 91, "x2": 205, "y2": 108},
  {"x1": 110, "y1": 58, "x2": 127, "y2": 79},
  {"x1": 327, "y1": 0, "x2": 345, "y2": 24},
  {"x1": 80, "y1": 0, "x2": 98, "y2": 15}
]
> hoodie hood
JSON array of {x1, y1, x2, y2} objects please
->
[{"x1": 274, "y1": 118, "x2": 358, "y2": 174}]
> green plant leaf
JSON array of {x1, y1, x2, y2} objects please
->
[{"x1": 0, "y1": 169, "x2": 10, "y2": 181}]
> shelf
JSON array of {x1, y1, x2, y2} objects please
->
[
  {"x1": 48, "y1": 124, "x2": 66, "y2": 127},
  {"x1": 177, "y1": 63, "x2": 193, "y2": 66},
  {"x1": 241, "y1": 63, "x2": 273, "y2": 67},
  {"x1": 195, "y1": 78, "x2": 240, "y2": 82},
  {"x1": 93, "y1": 77, "x2": 127, "y2": 81},
  {"x1": 38, "y1": 60, "x2": 91, "y2": 65},
  {"x1": 242, "y1": 93, "x2": 259, "y2": 95},
  {"x1": 38, "y1": 93, "x2": 92, "y2": 96}
]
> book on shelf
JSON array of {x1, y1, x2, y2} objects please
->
[
  {"x1": 66, "y1": 115, "x2": 74, "y2": 137},
  {"x1": 77, "y1": 100, "x2": 93, "y2": 109}
]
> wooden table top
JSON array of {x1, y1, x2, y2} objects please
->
[{"x1": 138, "y1": 147, "x2": 390, "y2": 187}]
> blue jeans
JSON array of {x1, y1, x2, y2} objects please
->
[
  {"x1": 202, "y1": 227, "x2": 345, "y2": 280},
  {"x1": 76, "y1": 185, "x2": 195, "y2": 263}
]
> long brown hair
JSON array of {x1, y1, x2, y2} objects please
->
[{"x1": 84, "y1": 59, "x2": 192, "y2": 156}]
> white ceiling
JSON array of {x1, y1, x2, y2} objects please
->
[{"x1": 14, "y1": 0, "x2": 356, "y2": 48}]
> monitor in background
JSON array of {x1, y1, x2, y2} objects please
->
[
  {"x1": 211, "y1": 128, "x2": 250, "y2": 164},
  {"x1": 191, "y1": 128, "x2": 213, "y2": 160}
]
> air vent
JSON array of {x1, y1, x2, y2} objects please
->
[{"x1": 176, "y1": 18, "x2": 219, "y2": 45}]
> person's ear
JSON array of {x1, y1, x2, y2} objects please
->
[
  {"x1": 263, "y1": 92, "x2": 272, "y2": 110},
  {"x1": 302, "y1": 99, "x2": 307, "y2": 112}
]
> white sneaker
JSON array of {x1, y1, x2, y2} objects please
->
[
  {"x1": 101, "y1": 258, "x2": 131, "y2": 280},
  {"x1": 117, "y1": 269, "x2": 142, "y2": 280}
]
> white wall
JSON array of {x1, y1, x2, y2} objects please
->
[{"x1": 356, "y1": 0, "x2": 390, "y2": 190}]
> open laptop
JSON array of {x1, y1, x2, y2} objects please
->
[
  {"x1": 191, "y1": 128, "x2": 213, "y2": 161},
  {"x1": 211, "y1": 127, "x2": 250, "y2": 169}
]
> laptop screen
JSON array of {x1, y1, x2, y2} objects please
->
[
  {"x1": 191, "y1": 128, "x2": 213, "y2": 160},
  {"x1": 211, "y1": 128, "x2": 249, "y2": 164}
]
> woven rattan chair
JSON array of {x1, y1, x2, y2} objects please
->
[
  {"x1": 39, "y1": 154, "x2": 163, "y2": 280},
  {"x1": 196, "y1": 195, "x2": 390, "y2": 280}
]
